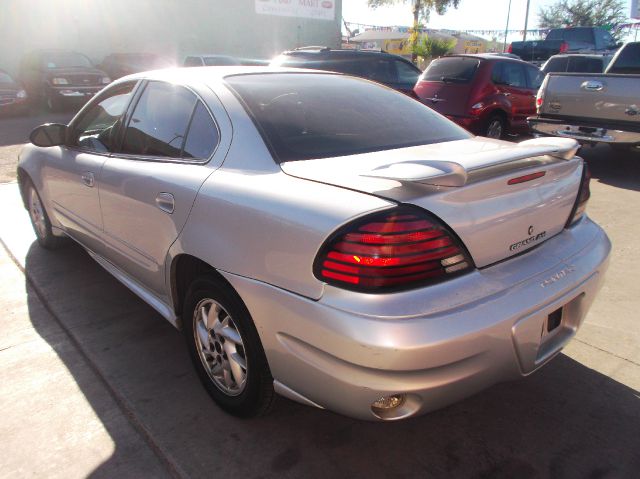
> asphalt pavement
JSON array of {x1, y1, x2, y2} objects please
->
[{"x1": 0, "y1": 114, "x2": 638, "y2": 478}]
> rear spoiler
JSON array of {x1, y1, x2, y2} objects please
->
[{"x1": 362, "y1": 137, "x2": 579, "y2": 187}]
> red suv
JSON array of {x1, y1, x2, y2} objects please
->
[{"x1": 414, "y1": 54, "x2": 543, "y2": 139}]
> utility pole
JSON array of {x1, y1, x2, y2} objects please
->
[
  {"x1": 523, "y1": 0, "x2": 531, "y2": 41},
  {"x1": 503, "y1": 0, "x2": 512, "y2": 52}
]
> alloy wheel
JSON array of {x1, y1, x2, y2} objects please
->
[
  {"x1": 29, "y1": 187, "x2": 47, "y2": 239},
  {"x1": 193, "y1": 298, "x2": 247, "y2": 396}
]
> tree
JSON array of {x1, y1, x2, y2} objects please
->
[
  {"x1": 368, "y1": 0, "x2": 461, "y2": 61},
  {"x1": 413, "y1": 34, "x2": 456, "y2": 62},
  {"x1": 538, "y1": 0, "x2": 626, "y2": 39}
]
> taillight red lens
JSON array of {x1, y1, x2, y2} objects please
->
[
  {"x1": 507, "y1": 44, "x2": 513, "y2": 53},
  {"x1": 314, "y1": 207, "x2": 474, "y2": 292},
  {"x1": 559, "y1": 41, "x2": 569, "y2": 53},
  {"x1": 566, "y1": 163, "x2": 591, "y2": 227}
]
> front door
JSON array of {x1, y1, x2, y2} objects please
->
[
  {"x1": 98, "y1": 81, "x2": 227, "y2": 297},
  {"x1": 46, "y1": 81, "x2": 137, "y2": 252}
]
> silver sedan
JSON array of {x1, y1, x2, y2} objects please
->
[{"x1": 18, "y1": 67, "x2": 611, "y2": 421}]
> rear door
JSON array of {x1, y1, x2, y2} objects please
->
[
  {"x1": 492, "y1": 61, "x2": 533, "y2": 129},
  {"x1": 98, "y1": 80, "x2": 230, "y2": 296}
]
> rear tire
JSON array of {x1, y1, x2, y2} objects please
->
[
  {"x1": 182, "y1": 274, "x2": 275, "y2": 417},
  {"x1": 25, "y1": 179, "x2": 66, "y2": 250},
  {"x1": 485, "y1": 114, "x2": 506, "y2": 139}
]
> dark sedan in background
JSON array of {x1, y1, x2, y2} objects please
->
[
  {"x1": 270, "y1": 47, "x2": 422, "y2": 95},
  {"x1": 0, "y1": 69, "x2": 28, "y2": 114},
  {"x1": 19, "y1": 49, "x2": 111, "y2": 111},
  {"x1": 99, "y1": 53, "x2": 174, "y2": 80}
]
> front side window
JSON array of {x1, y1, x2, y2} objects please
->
[
  {"x1": 121, "y1": 82, "x2": 197, "y2": 158},
  {"x1": 70, "y1": 82, "x2": 136, "y2": 153},
  {"x1": 226, "y1": 73, "x2": 469, "y2": 163},
  {"x1": 493, "y1": 62, "x2": 526, "y2": 88}
]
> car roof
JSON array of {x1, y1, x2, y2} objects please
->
[
  {"x1": 546, "y1": 53, "x2": 612, "y2": 59},
  {"x1": 439, "y1": 53, "x2": 535, "y2": 65},
  {"x1": 117, "y1": 66, "x2": 340, "y2": 85},
  {"x1": 279, "y1": 47, "x2": 410, "y2": 61}
]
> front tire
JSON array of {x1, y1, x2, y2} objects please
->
[
  {"x1": 182, "y1": 274, "x2": 275, "y2": 417},
  {"x1": 25, "y1": 180, "x2": 66, "y2": 250}
]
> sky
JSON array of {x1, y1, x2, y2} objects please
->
[{"x1": 342, "y1": 0, "x2": 637, "y2": 42}]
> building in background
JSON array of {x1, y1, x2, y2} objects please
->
[
  {"x1": 348, "y1": 28, "x2": 487, "y2": 59},
  {"x1": 0, "y1": 0, "x2": 342, "y2": 75}
]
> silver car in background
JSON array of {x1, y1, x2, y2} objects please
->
[{"x1": 18, "y1": 67, "x2": 610, "y2": 421}]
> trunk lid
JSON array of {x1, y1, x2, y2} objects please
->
[
  {"x1": 541, "y1": 73, "x2": 640, "y2": 124},
  {"x1": 281, "y1": 137, "x2": 582, "y2": 268}
]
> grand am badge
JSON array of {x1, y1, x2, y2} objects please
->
[{"x1": 510, "y1": 226, "x2": 546, "y2": 251}]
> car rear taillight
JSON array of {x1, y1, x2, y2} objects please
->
[
  {"x1": 566, "y1": 163, "x2": 591, "y2": 227},
  {"x1": 559, "y1": 41, "x2": 569, "y2": 53},
  {"x1": 314, "y1": 207, "x2": 474, "y2": 292},
  {"x1": 507, "y1": 44, "x2": 513, "y2": 53}
]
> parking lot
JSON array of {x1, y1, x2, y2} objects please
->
[{"x1": 0, "y1": 109, "x2": 639, "y2": 478}]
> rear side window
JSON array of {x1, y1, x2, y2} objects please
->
[
  {"x1": 182, "y1": 102, "x2": 218, "y2": 160},
  {"x1": 547, "y1": 28, "x2": 593, "y2": 44},
  {"x1": 226, "y1": 73, "x2": 469, "y2": 162},
  {"x1": 184, "y1": 57, "x2": 203, "y2": 67},
  {"x1": 567, "y1": 56, "x2": 604, "y2": 73},
  {"x1": 542, "y1": 56, "x2": 568, "y2": 74},
  {"x1": 421, "y1": 57, "x2": 479, "y2": 83},
  {"x1": 525, "y1": 65, "x2": 544, "y2": 89},
  {"x1": 607, "y1": 43, "x2": 640, "y2": 74},
  {"x1": 395, "y1": 60, "x2": 420, "y2": 84},
  {"x1": 122, "y1": 82, "x2": 196, "y2": 158}
]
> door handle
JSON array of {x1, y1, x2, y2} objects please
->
[
  {"x1": 81, "y1": 172, "x2": 95, "y2": 187},
  {"x1": 503, "y1": 92, "x2": 511, "y2": 97},
  {"x1": 581, "y1": 80, "x2": 604, "y2": 91},
  {"x1": 155, "y1": 192, "x2": 175, "y2": 214}
]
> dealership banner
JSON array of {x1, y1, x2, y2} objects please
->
[{"x1": 255, "y1": 0, "x2": 335, "y2": 21}]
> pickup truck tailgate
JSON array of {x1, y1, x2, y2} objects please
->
[{"x1": 541, "y1": 73, "x2": 640, "y2": 123}]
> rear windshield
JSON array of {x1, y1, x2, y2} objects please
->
[
  {"x1": 420, "y1": 57, "x2": 480, "y2": 83},
  {"x1": 607, "y1": 43, "x2": 640, "y2": 74},
  {"x1": 226, "y1": 73, "x2": 469, "y2": 163},
  {"x1": 546, "y1": 28, "x2": 593, "y2": 44}
]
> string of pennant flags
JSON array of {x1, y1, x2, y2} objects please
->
[{"x1": 344, "y1": 20, "x2": 640, "y2": 38}]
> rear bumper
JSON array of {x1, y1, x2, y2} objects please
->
[
  {"x1": 529, "y1": 116, "x2": 640, "y2": 144},
  {"x1": 223, "y1": 217, "x2": 610, "y2": 421}
]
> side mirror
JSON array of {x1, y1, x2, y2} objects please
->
[{"x1": 29, "y1": 123, "x2": 67, "y2": 147}]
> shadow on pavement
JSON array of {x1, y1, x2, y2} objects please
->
[
  {"x1": 580, "y1": 144, "x2": 640, "y2": 192},
  {"x1": 24, "y1": 241, "x2": 640, "y2": 478}
]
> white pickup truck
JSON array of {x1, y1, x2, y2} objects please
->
[{"x1": 528, "y1": 42, "x2": 640, "y2": 150}]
